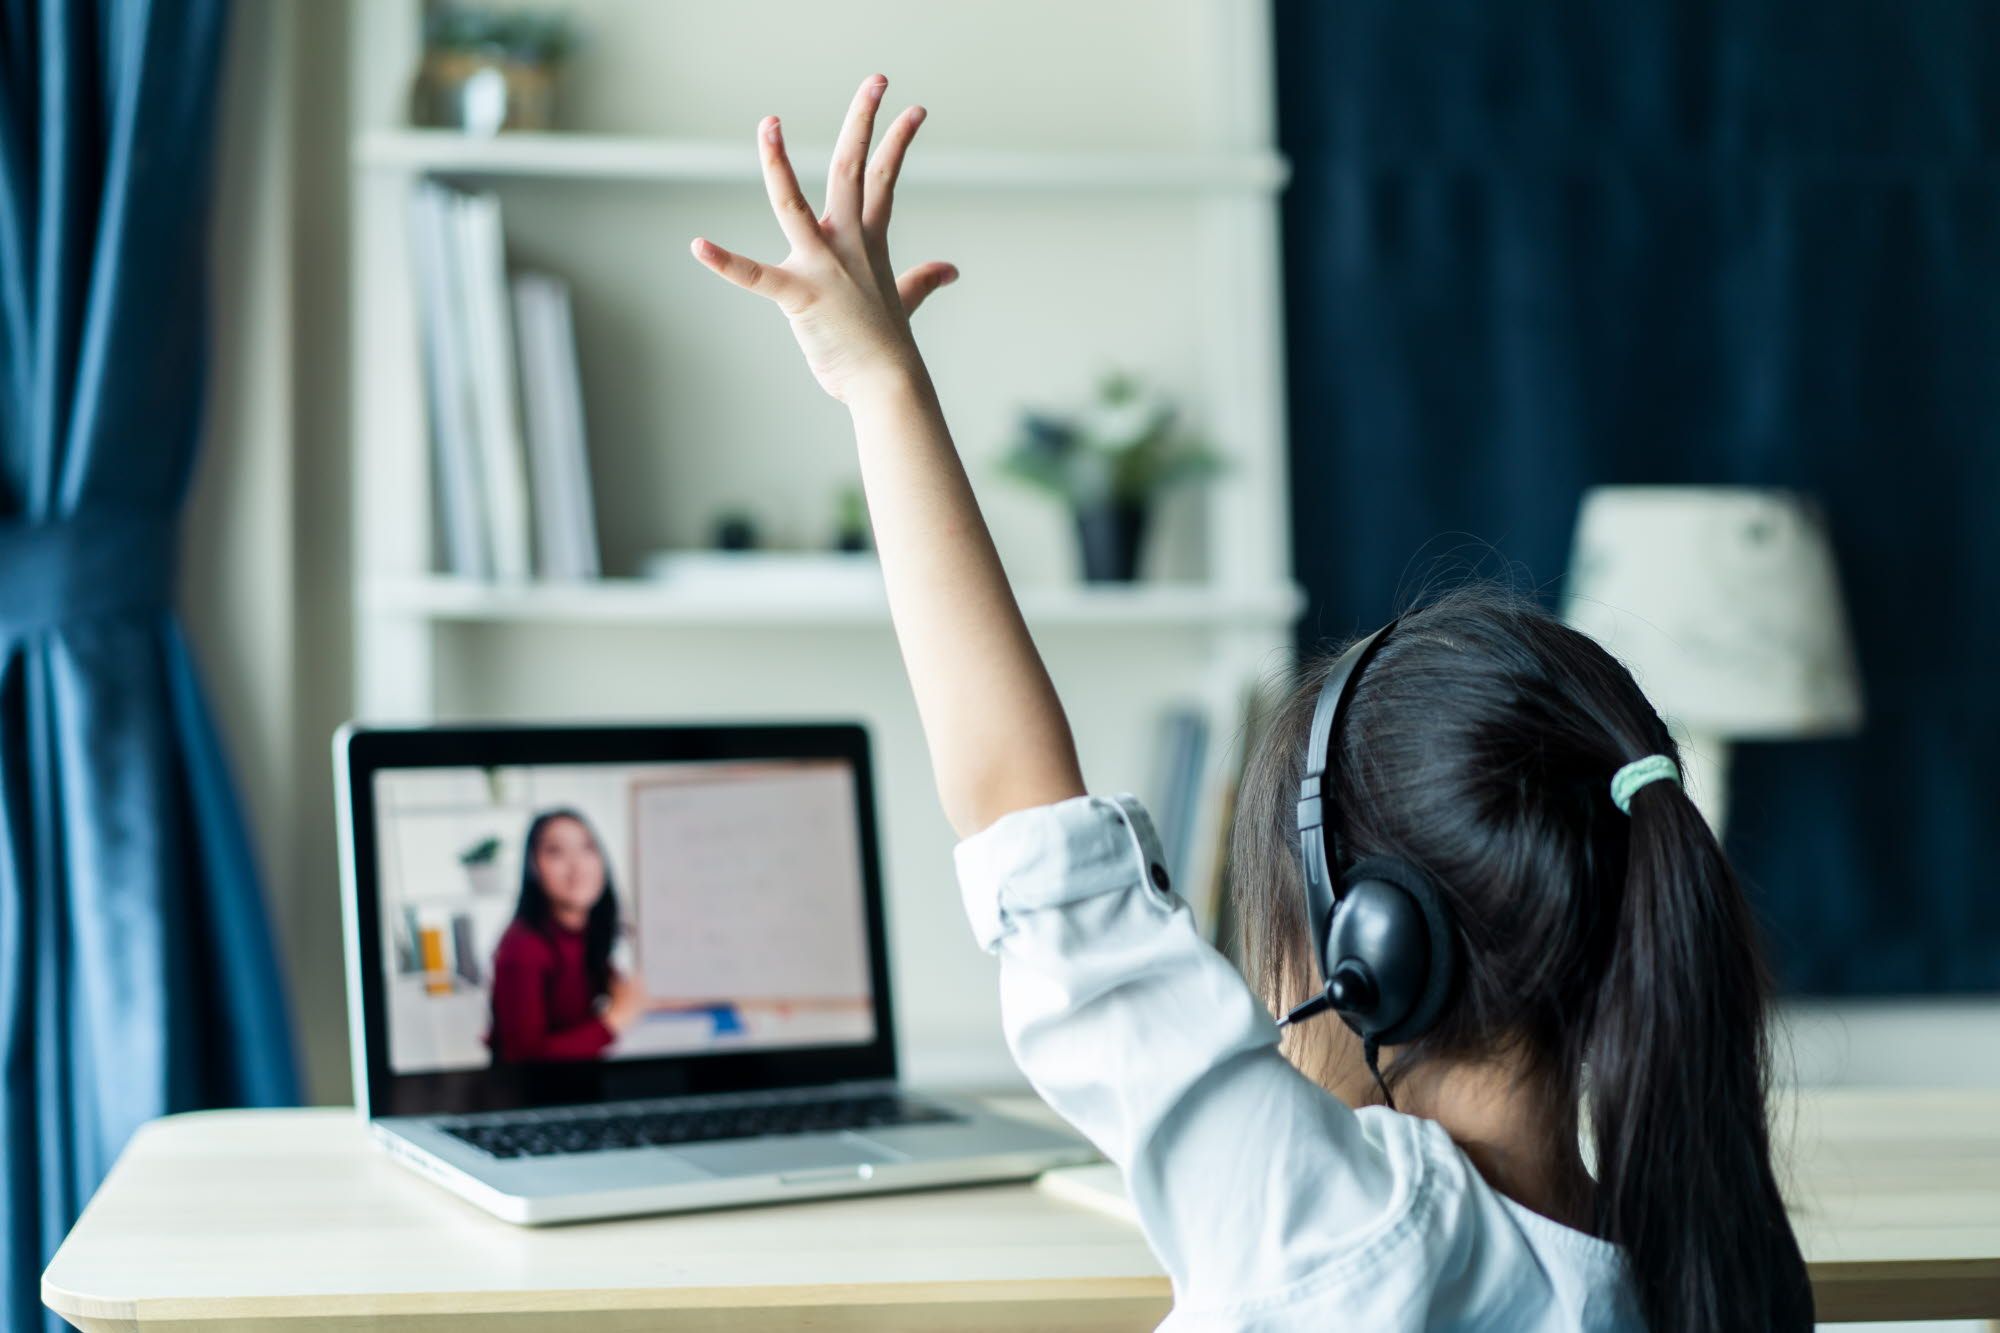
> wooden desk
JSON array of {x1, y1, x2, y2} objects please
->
[
  {"x1": 43, "y1": 1090, "x2": 2000, "y2": 1329},
  {"x1": 1785, "y1": 1090, "x2": 2000, "y2": 1322}
]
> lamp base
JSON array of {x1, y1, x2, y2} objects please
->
[{"x1": 1670, "y1": 726, "x2": 1732, "y2": 839}]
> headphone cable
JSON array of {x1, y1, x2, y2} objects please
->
[{"x1": 1362, "y1": 1036, "x2": 1396, "y2": 1111}]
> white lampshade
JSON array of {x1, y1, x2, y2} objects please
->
[{"x1": 1561, "y1": 487, "x2": 1864, "y2": 739}]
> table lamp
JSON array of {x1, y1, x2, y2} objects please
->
[{"x1": 1560, "y1": 486, "x2": 1864, "y2": 835}]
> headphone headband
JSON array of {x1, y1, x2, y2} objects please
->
[
  {"x1": 1300, "y1": 620, "x2": 1400, "y2": 804},
  {"x1": 1289, "y1": 618, "x2": 1459, "y2": 1072},
  {"x1": 1297, "y1": 621, "x2": 1400, "y2": 957}
]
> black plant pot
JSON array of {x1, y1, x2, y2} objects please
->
[{"x1": 1074, "y1": 502, "x2": 1149, "y2": 583}]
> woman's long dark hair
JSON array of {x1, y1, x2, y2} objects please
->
[
  {"x1": 1231, "y1": 587, "x2": 1812, "y2": 1333},
  {"x1": 512, "y1": 808, "x2": 619, "y2": 1000}
]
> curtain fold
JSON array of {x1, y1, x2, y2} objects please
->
[
  {"x1": 0, "y1": 3, "x2": 299, "y2": 1328},
  {"x1": 1275, "y1": 0, "x2": 2000, "y2": 994}
]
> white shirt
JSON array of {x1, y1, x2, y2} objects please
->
[{"x1": 956, "y1": 793, "x2": 1642, "y2": 1332}]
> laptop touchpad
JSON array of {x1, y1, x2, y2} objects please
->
[{"x1": 671, "y1": 1134, "x2": 899, "y2": 1178}]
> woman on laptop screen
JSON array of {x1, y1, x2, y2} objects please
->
[{"x1": 488, "y1": 809, "x2": 648, "y2": 1062}]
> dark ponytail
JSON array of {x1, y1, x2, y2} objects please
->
[
  {"x1": 1230, "y1": 586, "x2": 1813, "y2": 1333},
  {"x1": 1587, "y1": 769, "x2": 1812, "y2": 1330}
]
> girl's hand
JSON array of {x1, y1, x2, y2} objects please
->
[
  {"x1": 694, "y1": 79, "x2": 1082, "y2": 836},
  {"x1": 603, "y1": 973, "x2": 647, "y2": 1033},
  {"x1": 689, "y1": 75, "x2": 957, "y2": 403}
]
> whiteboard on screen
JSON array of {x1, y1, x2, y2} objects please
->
[{"x1": 631, "y1": 764, "x2": 871, "y2": 1001}]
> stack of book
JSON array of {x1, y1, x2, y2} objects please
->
[
  {"x1": 396, "y1": 906, "x2": 484, "y2": 993},
  {"x1": 409, "y1": 181, "x2": 601, "y2": 581}
]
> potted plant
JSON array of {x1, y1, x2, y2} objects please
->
[
  {"x1": 412, "y1": 7, "x2": 576, "y2": 135},
  {"x1": 998, "y1": 373, "x2": 1218, "y2": 582},
  {"x1": 832, "y1": 485, "x2": 872, "y2": 553},
  {"x1": 460, "y1": 835, "x2": 505, "y2": 898}
]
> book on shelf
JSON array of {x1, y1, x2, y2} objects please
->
[
  {"x1": 395, "y1": 905, "x2": 423, "y2": 973},
  {"x1": 1144, "y1": 683, "x2": 1279, "y2": 950},
  {"x1": 1197, "y1": 680, "x2": 1281, "y2": 963},
  {"x1": 453, "y1": 189, "x2": 534, "y2": 580},
  {"x1": 451, "y1": 913, "x2": 484, "y2": 985},
  {"x1": 409, "y1": 182, "x2": 491, "y2": 578},
  {"x1": 1148, "y1": 706, "x2": 1209, "y2": 897},
  {"x1": 408, "y1": 183, "x2": 599, "y2": 582},
  {"x1": 513, "y1": 273, "x2": 601, "y2": 580}
]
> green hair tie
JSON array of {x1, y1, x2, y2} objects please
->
[{"x1": 1611, "y1": 754, "x2": 1680, "y2": 814}]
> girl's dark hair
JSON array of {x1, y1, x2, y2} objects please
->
[
  {"x1": 1232, "y1": 586, "x2": 1812, "y2": 1333},
  {"x1": 512, "y1": 808, "x2": 619, "y2": 999}
]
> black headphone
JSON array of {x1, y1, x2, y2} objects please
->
[{"x1": 1282, "y1": 621, "x2": 1461, "y2": 1058}]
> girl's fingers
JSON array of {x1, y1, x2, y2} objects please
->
[
  {"x1": 824, "y1": 74, "x2": 887, "y2": 233},
  {"x1": 863, "y1": 105, "x2": 925, "y2": 237},
  {"x1": 897, "y1": 260, "x2": 959, "y2": 314},
  {"x1": 689, "y1": 237, "x2": 806, "y2": 308},
  {"x1": 757, "y1": 117, "x2": 824, "y2": 255}
]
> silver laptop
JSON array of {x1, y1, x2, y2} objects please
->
[{"x1": 335, "y1": 721, "x2": 1093, "y2": 1224}]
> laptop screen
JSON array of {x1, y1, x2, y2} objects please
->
[
  {"x1": 373, "y1": 758, "x2": 878, "y2": 1076},
  {"x1": 341, "y1": 724, "x2": 896, "y2": 1118}
]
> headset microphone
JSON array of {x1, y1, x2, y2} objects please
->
[
  {"x1": 1279, "y1": 994, "x2": 1329, "y2": 1028},
  {"x1": 1279, "y1": 962, "x2": 1375, "y2": 1028}
]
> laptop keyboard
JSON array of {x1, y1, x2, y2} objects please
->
[{"x1": 441, "y1": 1090, "x2": 963, "y2": 1159}]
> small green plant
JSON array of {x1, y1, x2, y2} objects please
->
[
  {"x1": 998, "y1": 373, "x2": 1219, "y2": 509},
  {"x1": 833, "y1": 484, "x2": 872, "y2": 552},
  {"x1": 459, "y1": 835, "x2": 503, "y2": 867},
  {"x1": 425, "y1": 6, "x2": 575, "y2": 64}
]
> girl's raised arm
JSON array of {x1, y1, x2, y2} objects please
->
[
  {"x1": 697, "y1": 84, "x2": 1441, "y2": 1328},
  {"x1": 691, "y1": 76, "x2": 1084, "y2": 836}
]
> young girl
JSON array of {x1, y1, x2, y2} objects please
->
[
  {"x1": 691, "y1": 77, "x2": 1812, "y2": 1331},
  {"x1": 488, "y1": 809, "x2": 645, "y2": 1063}
]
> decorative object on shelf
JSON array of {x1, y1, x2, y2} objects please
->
[
  {"x1": 459, "y1": 835, "x2": 505, "y2": 898},
  {"x1": 711, "y1": 510, "x2": 761, "y2": 552},
  {"x1": 1561, "y1": 486, "x2": 1864, "y2": 836},
  {"x1": 832, "y1": 484, "x2": 871, "y2": 553},
  {"x1": 412, "y1": 6, "x2": 575, "y2": 136},
  {"x1": 999, "y1": 373, "x2": 1218, "y2": 582}
]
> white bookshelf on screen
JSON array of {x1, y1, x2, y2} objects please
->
[{"x1": 348, "y1": 0, "x2": 1300, "y2": 1088}]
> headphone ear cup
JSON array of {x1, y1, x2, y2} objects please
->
[{"x1": 1328, "y1": 856, "x2": 1460, "y2": 1046}]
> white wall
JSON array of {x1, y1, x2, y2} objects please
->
[
  {"x1": 180, "y1": 0, "x2": 300, "y2": 1079},
  {"x1": 182, "y1": 0, "x2": 354, "y2": 1103}
]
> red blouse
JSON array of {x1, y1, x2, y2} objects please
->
[{"x1": 487, "y1": 919, "x2": 614, "y2": 1062}]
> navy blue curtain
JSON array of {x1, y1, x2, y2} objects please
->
[
  {"x1": 0, "y1": 1, "x2": 299, "y2": 1326},
  {"x1": 1275, "y1": 2, "x2": 2000, "y2": 993}
]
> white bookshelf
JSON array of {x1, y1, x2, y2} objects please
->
[
  {"x1": 363, "y1": 575, "x2": 1304, "y2": 629},
  {"x1": 348, "y1": 0, "x2": 1297, "y2": 1088},
  {"x1": 356, "y1": 128, "x2": 1291, "y2": 192}
]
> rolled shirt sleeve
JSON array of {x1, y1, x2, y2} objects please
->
[{"x1": 955, "y1": 795, "x2": 1421, "y2": 1316}]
